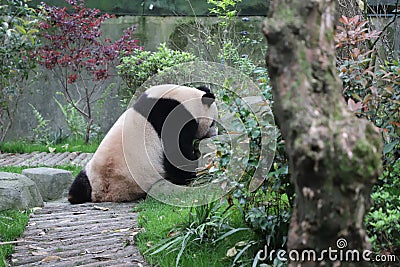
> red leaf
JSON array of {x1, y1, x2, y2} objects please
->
[
  {"x1": 347, "y1": 98, "x2": 363, "y2": 113},
  {"x1": 67, "y1": 73, "x2": 77, "y2": 84}
]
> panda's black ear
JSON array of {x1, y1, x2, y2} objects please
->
[
  {"x1": 196, "y1": 85, "x2": 211, "y2": 93},
  {"x1": 202, "y1": 92, "x2": 215, "y2": 106}
]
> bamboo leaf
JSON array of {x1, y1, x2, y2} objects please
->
[
  {"x1": 213, "y1": 227, "x2": 249, "y2": 243},
  {"x1": 15, "y1": 25, "x2": 26, "y2": 34}
]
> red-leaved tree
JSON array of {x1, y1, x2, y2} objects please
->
[{"x1": 37, "y1": 0, "x2": 140, "y2": 143}]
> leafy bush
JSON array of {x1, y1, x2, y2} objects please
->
[
  {"x1": 117, "y1": 43, "x2": 196, "y2": 106},
  {"x1": 54, "y1": 97, "x2": 90, "y2": 141},
  {"x1": 366, "y1": 158, "x2": 400, "y2": 255},
  {"x1": 29, "y1": 104, "x2": 51, "y2": 145},
  {"x1": 229, "y1": 138, "x2": 291, "y2": 266},
  {"x1": 335, "y1": 15, "x2": 400, "y2": 255},
  {"x1": 192, "y1": 0, "x2": 292, "y2": 264},
  {"x1": 335, "y1": 15, "x2": 399, "y2": 163},
  {"x1": 0, "y1": 0, "x2": 41, "y2": 143},
  {"x1": 376, "y1": 60, "x2": 400, "y2": 164},
  {"x1": 29, "y1": 98, "x2": 102, "y2": 147}
]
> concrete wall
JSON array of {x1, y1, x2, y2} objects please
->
[
  {"x1": 370, "y1": 16, "x2": 400, "y2": 58},
  {"x1": 8, "y1": 15, "x2": 266, "y2": 141},
  {"x1": 29, "y1": 0, "x2": 270, "y2": 16}
]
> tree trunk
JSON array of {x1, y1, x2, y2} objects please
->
[
  {"x1": 85, "y1": 118, "x2": 93, "y2": 144},
  {"x1": 263, "y1": 0, "x2": 382, "y2": 266}
]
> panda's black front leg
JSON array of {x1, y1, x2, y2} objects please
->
[
  {"x1": 67, "y1": 169, "x2": 92, "y2": 204},
  {"x1": 163, "y1": 141, "x2": 198, "y2": 185},
  {"x1": 163, "y1": 120, "x2": 199, "y2": 185}
]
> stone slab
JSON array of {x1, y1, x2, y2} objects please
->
[
  {"x1": 0, "y1": 172, "x2": 43, "y2": 211},
  {"x1": 22, "y1": 168, "x2": 73, "y2": 201}
]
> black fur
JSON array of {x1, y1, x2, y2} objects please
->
[
  {"x1": 133, "y1": 93, "x2": 200, "y2": 185},
  {"x1": 202, "y1": 92, "x2": 215, "y2": 106},
  {"x1": 196, "y1": 85, "x2": 211, "y2": 93},
  {"x1": 68, "y1": 169, "x2": 92, "y2": 204},
  {"x1": 197, "y1": 86, "x2": 215, "y2": 107}
]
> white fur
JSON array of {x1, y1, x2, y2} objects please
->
[
  {"x1": 86, "y1": 110, "x2": 146, "y2": 202},
  {"x1": 123, "y1": 108, "x2": 165, "y2": 191}
]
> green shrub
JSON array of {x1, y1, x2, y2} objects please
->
[
  {"x1": 29, "y1": 95, "x2": 105, "y2": 147},
  {"x1": 0, "y1": 0, "x2": 41, "y2": 143},
  {"x1": 54, "y1": 97, "x2": 89, "y2": 141},
  {"x1": 366, "y1": 158, "x2": 400, "y2": 256},
  {"x1": 336, "y1": 15, "x2": 400, "y2": 255},
  {"x1": 30, "y1": 104, "x2": 52, "y2": 145},
  {"x1": 117, "y1": 43, "x2": 196, "y2": 106},
  {"x1": 335, "y1": 16, "x2": 399, "y2": 163}
]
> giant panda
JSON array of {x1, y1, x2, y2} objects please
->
[{"x1": 68, "y1": 84, "x2": 218, "y2": 204}]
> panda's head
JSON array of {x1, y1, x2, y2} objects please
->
[
  {"x1": 142, "y1": 84, "x2": 218, "y2": 141},
  {"x1": 187, "y1": 89, "x2": 218, "y2": 140}
]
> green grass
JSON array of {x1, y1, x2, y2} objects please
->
[
  {"x1": 136, "y1": 197, "x2": 258, "y2": 267},
  {"x1": 0, "y1": 139, "x2": 100, "y2": 154},
  {"x1": 0, "y1": 210, "x2": 30, "y2": 267},
  {"x1": 0, "y1": 165, "x2": 82, "y2": 177}
]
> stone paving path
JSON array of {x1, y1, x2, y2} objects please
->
[
  {"x1": 3, "y1": 153, "x2": 149, "y2": 266},
  {"x1": 11, "y1": 201, "x2": 148, "y2": 267},
  {"x1": 0, "y1": 152, "x2": 93, "y2": 167}
]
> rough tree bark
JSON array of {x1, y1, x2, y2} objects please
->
[{"x1": 263, "y1": 0, "x2": 382, "y2": 266}]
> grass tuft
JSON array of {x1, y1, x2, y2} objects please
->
[
  {"x1": 0, "y1": 139, "x2": 99, "y2": 154},
  {"x1": 0, "y1": 210, "x2": 30, "y2": 267},
  {"x1": 0, "y1": 165, "x2": 82, "y2": 177},
  {"x1": 136, "y1": 197, "x2": 257, "y2": 267}
]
